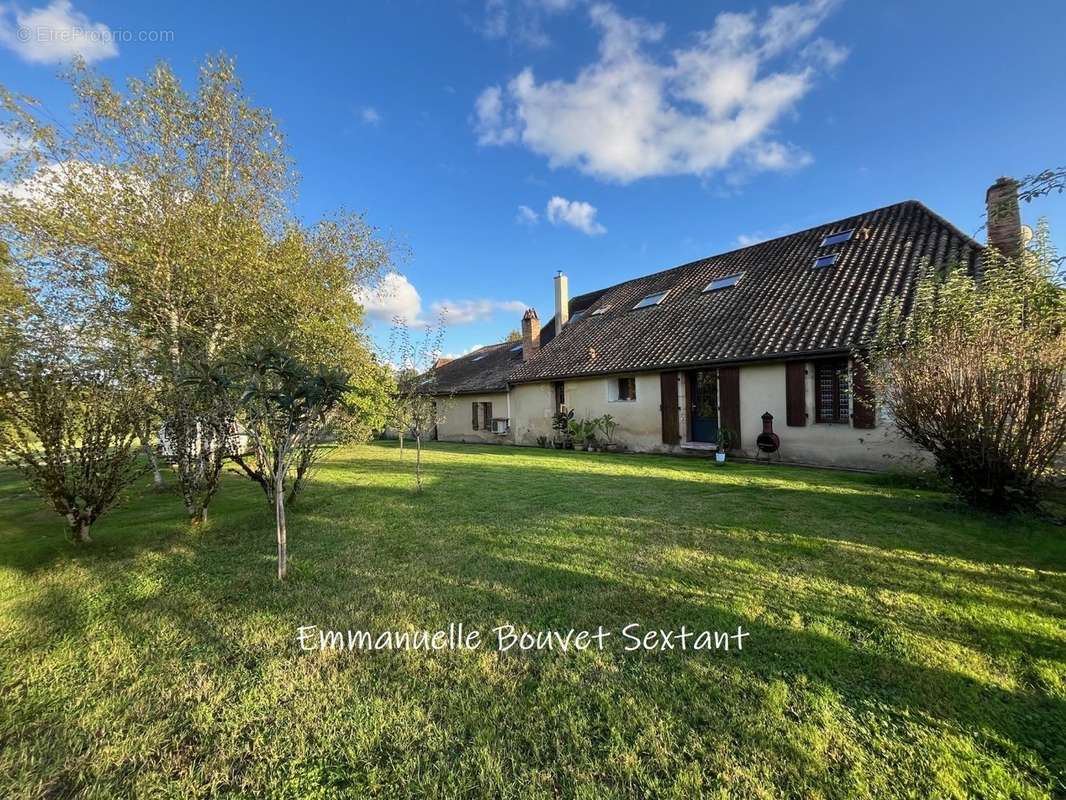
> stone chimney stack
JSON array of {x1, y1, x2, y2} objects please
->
[
  {"x1": 985, "y1": 176, "x2": 1022, "y2": 259},
  {"x1": 554, "y1": 271, "x2": 569, "y2": 335},
  {"x1": 521, "y1": 308, "x2": 540, "y2": 362}
]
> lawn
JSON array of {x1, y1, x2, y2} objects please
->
[{"x1": 0, "y1": 442, "x2": 1064, "y2": 799}]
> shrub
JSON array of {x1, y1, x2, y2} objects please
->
[{"x1": 870, "y1": 224, "x2": 1066, "y2": 511}]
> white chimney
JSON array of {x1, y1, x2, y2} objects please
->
[{"x1": 554, "y1": 271, "x2": 569, "y2": 335}]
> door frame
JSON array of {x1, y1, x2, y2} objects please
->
[{"x1": 686, "y1": 369, "x2": 720, "y2": 444}]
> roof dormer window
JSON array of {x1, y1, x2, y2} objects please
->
[
  {"x1": 632, "y1": 291, "x2": 668, "y2": 310},
  {"x1": 813, "y1": 254, "x2": 837, "y2": 268}
]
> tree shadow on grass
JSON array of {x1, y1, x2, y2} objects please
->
[{"x1": 2, "y1": 441, "x2": 1065, "y2": 795}]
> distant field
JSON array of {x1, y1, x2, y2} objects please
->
[{"x1": 1, "y1": 441, "x2": 1063, "y2": 798}]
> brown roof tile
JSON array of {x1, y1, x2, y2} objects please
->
[{"x1": 509, "y1": 200, "x2": 981, "y2": 383}]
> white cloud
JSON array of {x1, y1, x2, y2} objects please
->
[
  {"x1": 516, "y1": 204, "x2": 539, "y2": 224},
  {"x1": 474, "y1": 86, "x2": 518, "y2": 145},
  {"x1": 477, "y1": 0, "x2": 576, "y2": 48},
  {"x1": 359, "y1": 106, "x2": 382, "y2": 126},
  {"x1": 355, "y1": 272, "x2": 426, "y2": 327},
  {"x1": 355, "y1": 272, "x2": 528, "y2": 328},
  {"x1": 473, "y1": 0, "x2": 844, "y2": 183},
  {"x1": 545, "y1": 195, "x2": 605, "y2": 235},
  {"x1": 430, "y1": 298, "x2": 527, "y2": 325},
  {"x1": 0, "y1": 0, "x2": 118, "y2": 64}
]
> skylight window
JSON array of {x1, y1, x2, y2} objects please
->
[
  {"x1": 510, "y1": 344, "x2": 522, "y2": 352},
  {"x1": 591, "y1": 305, "x2": 610, "y2": 316},
  {"x1": 632, "y1": 291, "x2": 668, "y2": 309},
  {"x1": 704, "y1": 273, "x2": 743, "y2": 292},
  {"x1": 472, "y1": 355, "x2": 486, "y2": 362},
  {"x1": 820, "y1": 229, "x2": 854, "y2": 247},
  {"x1": 813, "y1": 254, "x2": 837, "y2": 268}
]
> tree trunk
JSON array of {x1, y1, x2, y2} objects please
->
[
  {"x1": 143, "y1": 441, "x2": 165, "y2": 490},
  {"x1": 70, "y1": 516, "x2": 92, "y2": 543},
  {"x1": 415, "y1": 435, "x2": 423, "y2": 492},
  {"x1": 398, "y1": 431, "x2": 404, "y2": 456},
  {"x1": 275, "y1": 466, "x2": 288, "y2": 580}
]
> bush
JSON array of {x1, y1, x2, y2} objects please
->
[{"x1": 870, "y1": 224, "x2": 1066, "y2": 511}]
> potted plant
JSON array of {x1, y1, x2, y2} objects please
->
[
  {"x1": 567, "y1": 417, "x2": 587, "y2": 451},
  {"x1": 553, "y1": 409, "x2": 574, "y2": 449},
  {"x1": 715, "y1": 427, "x2": 735, "y2": 463},
  {"x1": 585, "y1": 420, "x2": 600, "y2": 452},
  {"x1": 599, "y1": 414, "x2": 620, "y2": 452}
]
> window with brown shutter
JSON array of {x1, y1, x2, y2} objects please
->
[
  {"x1": 814, "y1": 359, "x2": 850, "y2": 423},
  {"x1": 471, "y1": 402, "x2": 479, "y2": 430},
  {"x1": 785, "y1": 362, "x2": 806, "y2": 426},
  {"x1": 482, "y1": 402, "x2": 493, "y2": 431}
]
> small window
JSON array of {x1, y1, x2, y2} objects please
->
[
  {"x1": 610, "y1": 376, "x2": 637, "y2": 402},
  {"x1": 814, "y1": 359, "x2": 850, "y2": 423},
  {"x1": 632, "y1": 291, "x2": 668, "y2": 309},
  {"x1": 472, "y1": 354, "x2": 485, "y2": 362},
  {"x1": 813, "y1": 254, "x2": 837, "y2": 268},
  {"x1": 704, "y1": 273, "x2": 743, "y2": 292},
  {"x1": 510, "y1": 344, "x2": 522, "y2": 352},
  {"x1": 820, "y1": 229, "x2": 854, "y2": 247},
  {"x1": 570, "y1": 310, "x2": 588, "y2": 323},
  {"x1": 591, "y1": 305, "x2": 610, "y2": 316}
]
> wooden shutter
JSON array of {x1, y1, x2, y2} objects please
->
[
  {"x1": 484, "y1": 402, "x2": 493, "y2": 430},
  {"x1": 718, "y1": 366, "x2": 741, "y2": 449},
  {"x1": 660, "y1": 372, "x2": 680, "y2": 444},
  {"x1": 785, "y1": 362, "x2": 806, "y2": 427},
  {"x1": 471, "y1": 402, "x2": 479, "y2": 430},
  {"x1": 851, "y1": 357, "x2": 876, "y2": 429}
]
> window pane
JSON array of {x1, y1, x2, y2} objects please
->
[
  {"x1": 633, "y1": 291, "x2": 668, "y2": 309},
  {"x1": 704, "y1": 273, "x2": 743, "y2": 292},
  {"x1": 820, "y1": 229, "x2": 854, "y2": 247},
  {"x1": 813, "y1": 254, "x2": 837, "y2": 268}
]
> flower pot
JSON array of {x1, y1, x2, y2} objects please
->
[{"x1": 715, "y1": 452, "x2": 726, "y2": 463}]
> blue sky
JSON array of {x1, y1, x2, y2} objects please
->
[{"x1": 2, "y1": 0, "x2": 1064, "y2": 358}]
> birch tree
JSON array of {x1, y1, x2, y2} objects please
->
[{"x1": 1, "y1": 56, "x2": 390, "y2": 524}]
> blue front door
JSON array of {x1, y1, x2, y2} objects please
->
[{"x1": 690, "y1": 370, "x2": 719, "y2": 443}]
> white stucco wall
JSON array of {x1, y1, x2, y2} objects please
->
[
  {"x1": 503, "y1": 363, "x2": 925, "y2": 470},
  {"x1": 736, "y1": 361, "x2": 926, "y2": 470},
  {"x1": 435, "y1": 392, "x2": 512, "y2": 444}
]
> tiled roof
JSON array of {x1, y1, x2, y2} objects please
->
[
  {"x1": 426, "y1": 340, "x2": 522, "y2": 395},
  {"x1": 539, "y1": 287, "x2": 610, "y2": 347},
  {"x1": 509, "y1": 200, "x2": 981, "y2": 383}
]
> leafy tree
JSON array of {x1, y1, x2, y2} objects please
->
[
  {"x1": 505, "y1": 329, "x2": 522, "y2": 343},
  {"x1": 1, "y1": 56, "x2": 390, "y2": 524},
  {"x1": 870, "y1": 223, "x2": 1066, "y2": 511},
  {"x1": 389, "y1": 318, "x2": 446, "y2": 491},
  {"x1": 233, "y1": 347, "x2": 350, "y2": 579}
]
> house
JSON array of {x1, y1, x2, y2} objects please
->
[{"x1": 426, "y1": 181, "x2": 1017, "y2": 469}]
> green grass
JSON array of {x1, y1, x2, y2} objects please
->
[{"x1": 1, "y1": 442, "x2": 1064, "y2": 799}]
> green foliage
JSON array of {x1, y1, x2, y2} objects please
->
[
  {"x1": 0, "y1": 359, "x2": 149, "y2": 542},
  {"x1": 871, "y1": 222, "x2": 1066, "y2": 510},
  {"x1": 0, "y1": 55, "x2": 393, "y2": 522}
]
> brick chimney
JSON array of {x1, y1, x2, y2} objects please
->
[
  {"x1": 554, "y1": 271, "x2": 569, "y2": 335},
  {"x1": 521, "y1": 308, "x2": 540, "y2": 362},
  {"x1": 985, "y1": 176, "x2": 1022, "y2": 259}
]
